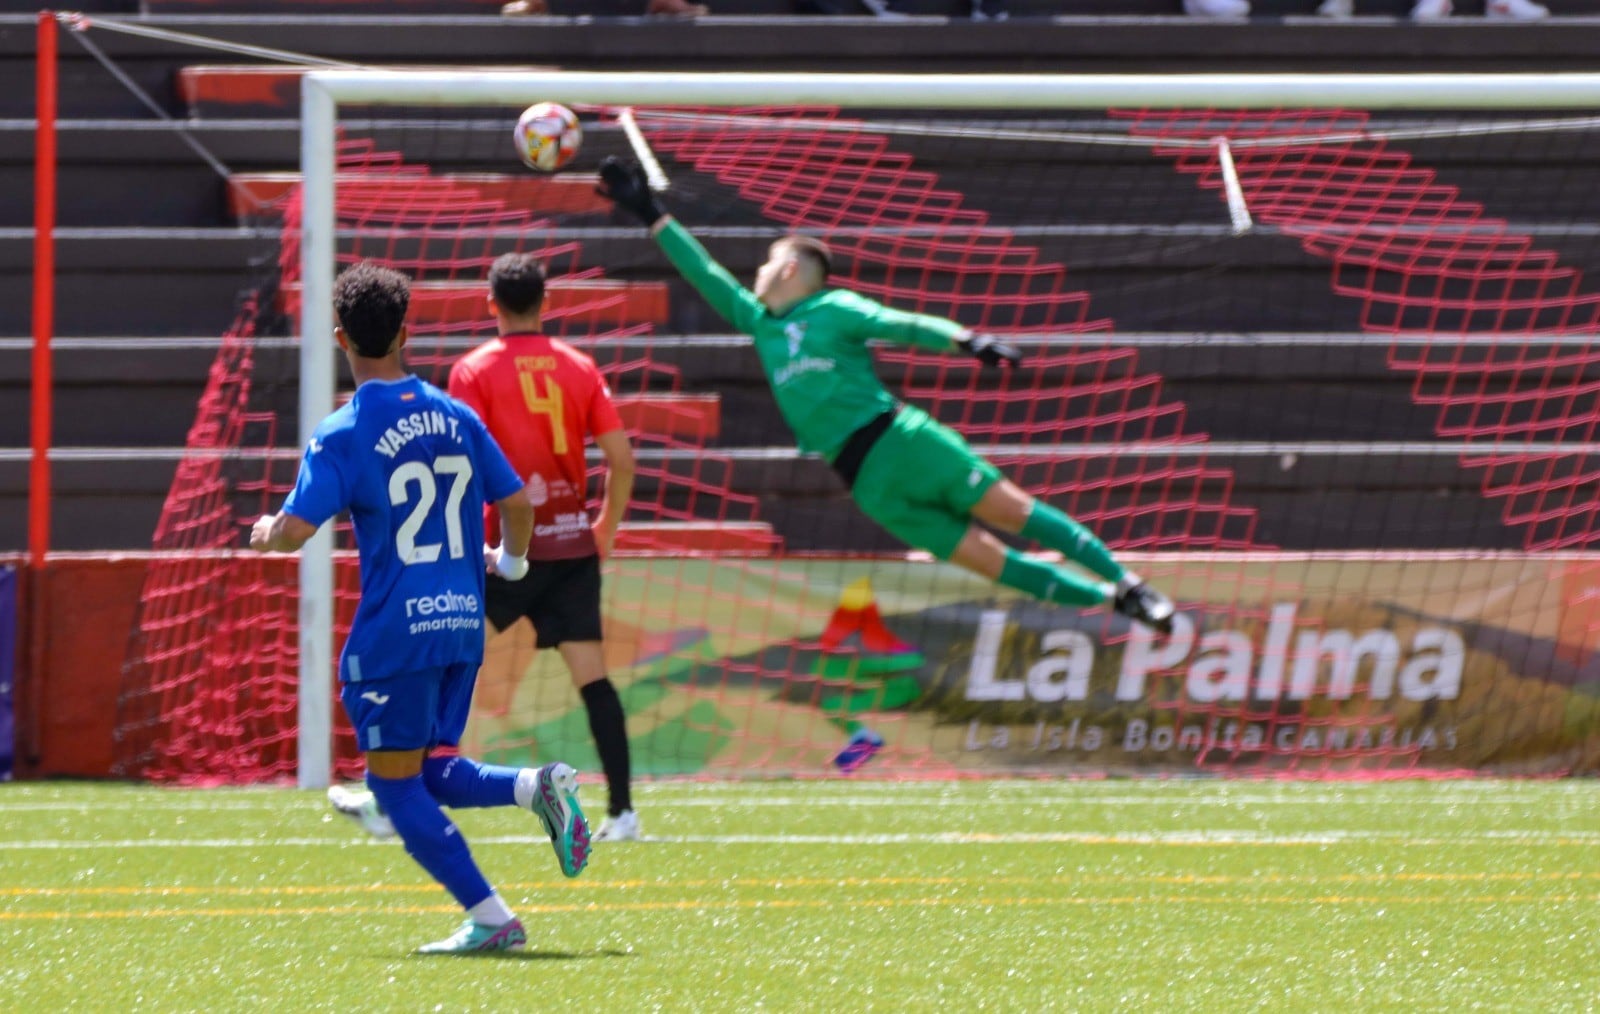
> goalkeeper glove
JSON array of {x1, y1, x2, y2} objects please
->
[
  {"x1": 597, "y1": 156, "x2": 666, "y2": 228},
  {"x1": 959, "y1": 332, "x2": 1023, "y2": 369}
]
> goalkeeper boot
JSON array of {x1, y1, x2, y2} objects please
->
[
  {"x1": 530, "y1": 762, "x2": 591, "y2": 877},
  {"x1": 1113, "y1": 582, "x2": 1177, "y2": 637},
  {"x1": 1409, "y1": 0, "x2": 1452, "y2": 18},
  {"x1": 833, "y1": 728, "x2": 885, "y2": 773},
  {"x1": 327, "y1": 784, "x2": 396, "y2": 840},
  {"x1": 1487, "y1": 0, "x2": 1548, "y2": 18},
  {"x1": 416, "y1": 918, "x2": 527, "y2": 955},
  {"x1": 594, "y1": 809, "x2": 642, "y2": 843}
]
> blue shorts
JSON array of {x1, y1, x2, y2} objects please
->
[{"x1": 339, "y1": 662, "x2": 478, "y2": 753}]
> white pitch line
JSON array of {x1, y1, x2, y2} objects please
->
[
  {"x1": 1, "y1": 830, "x2": 1597, "y2": 850},
  {"x1": 638, "y1": 831, "x2": 1600, "y2": 846}
]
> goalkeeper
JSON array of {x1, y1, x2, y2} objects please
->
[{"x1": 597, "y1": 157, "x2": 1175, "y2": 634}]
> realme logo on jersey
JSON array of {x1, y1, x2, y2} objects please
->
[
  {"x1": 403, "y1": 589, "x2": 484, "y2": 636},
  {"x1": 405, "y1": 590, "x2": 481, "y2": 617}
]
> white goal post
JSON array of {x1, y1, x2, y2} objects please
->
[{"x1": 295, "y1": 69, "x2": 1600, "y2": 788}]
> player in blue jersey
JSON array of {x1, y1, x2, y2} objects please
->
[{"x1": 249, "y1": 261, "x2": 591, "y2": 955}]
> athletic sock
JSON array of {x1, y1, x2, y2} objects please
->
[
  {"x1": 999, "y1": 548, "x2": 1113, "y2": 608},
  {"x1": 580, "y1": 678, "x2": 633, "y2": 817},
  {"x1": 421, "y1": 754, "x2": 519, "y2": 809},
  {"x1": 512, "y1": 768, "x2": 540, "y2": 810},
  {"x1": 1019, "y1": 501, "x2": 1125, "y2": 584},
  {"x1": 366, "y1": 773, "x2": 494, "y2": 911},
  {"x1": 466, "y1": 893, "x2": 516, "y2": 928}
]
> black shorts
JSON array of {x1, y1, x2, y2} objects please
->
[{"x1": 485, "y1": 554, "x2": 603, "y2": 649}]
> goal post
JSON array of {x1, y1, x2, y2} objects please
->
[
  {"x1": 300, "y1": 69, "x2": 1600, "y2": 111},
  {"x1": 297, "y1": 75, "x2": 338, "y2": 790},
  {"x1": 279, "y1": 70, "x2": 1600, "y2": 786}
]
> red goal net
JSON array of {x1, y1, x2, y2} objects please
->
[{"x1": 114, "y1": 98, "x2": 1600, "y2": 783}]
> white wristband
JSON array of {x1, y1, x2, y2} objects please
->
[{"x1": 492, "y1": 545, "x2": 529, "y2": 581}]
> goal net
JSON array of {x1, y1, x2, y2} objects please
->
[{"x1": 114, "y1": 72, "x2": 1600, "y2": 785}]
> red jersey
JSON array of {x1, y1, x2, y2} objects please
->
[{"x1": 448, "y1": 333, "x2": 624, "y2": 561}]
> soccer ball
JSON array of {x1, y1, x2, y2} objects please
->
[{"x1": 513, "y1": 101, "x2": 582, "y2": 173}]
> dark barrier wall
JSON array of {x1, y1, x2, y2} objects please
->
[
  {"x1": 7, "y1": 556, "x2": 149, "y2": 778},
  {"x1": 0, "y1": 566, "x2": 14, "y2": 780}
]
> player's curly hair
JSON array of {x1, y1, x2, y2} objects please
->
[
  {"x1": 488, "y1": 252, "x2": 547, "y2": 317},
  {"x1": 333, "y1": 261, "x2": 411, "y2": 358}
]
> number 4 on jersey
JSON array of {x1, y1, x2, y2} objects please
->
[{"x1": 518, "y1": 371, "x2": 568, "y2": 455}]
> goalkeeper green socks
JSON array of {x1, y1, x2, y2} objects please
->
[
  {"x1": 1019, "y1": 502, "x2": 1125, "y2": 584},
  {"x1": 999, "y1": 549, "x2": 1112, "y2": 608}
]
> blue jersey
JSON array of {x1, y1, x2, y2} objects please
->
[{"x1": 283, "y1": 376, "x2": 524, "y2": 684}]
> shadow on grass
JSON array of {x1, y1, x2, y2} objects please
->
[{"x1": 409, "y1": 948, "x2": 636, "y2": 962}]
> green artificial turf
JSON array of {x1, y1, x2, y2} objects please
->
[{"x1": 2, "y1": 779, "x2": 1596, "y2": 1011}]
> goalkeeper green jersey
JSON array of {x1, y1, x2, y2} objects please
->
[{"x1": 655, "y1": 219, "x2": 966, "y2": 460}]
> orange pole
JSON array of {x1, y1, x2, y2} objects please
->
[
  {"x1": 25, "y1": 10, "x2": 58, "y2": 772},
  {"x1": 30, "y1": 9, "x2": 56, "y2": 569}
]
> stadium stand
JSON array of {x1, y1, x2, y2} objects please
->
[{"x1": 6, "y1": 5, "x2": 1600, "y2": 552}]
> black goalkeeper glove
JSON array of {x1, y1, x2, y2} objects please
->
[
  {"x1": 597, "y1": 155, "x2": 666, "y2": 228},
  {"x1": 959, "y1": 332, "x2": 1023, "y2": 369}
]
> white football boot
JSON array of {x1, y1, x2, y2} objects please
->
[
  {"x1": 1410, "y1": 0, "x2": 1453, "y2": 18},
  {"x1": 594, "y1": 809, "x2": 642, "y2": 843},
  {"x1": 327, "y1": 784, "x2": 396, "y2": 840},
  {"x1": 1316, "y1": 0, "x2": 1353, "y2": 17}
]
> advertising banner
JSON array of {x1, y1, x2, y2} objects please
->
[{"x1": 467, "y1": 553, "x2": 1600, "y2": 778}]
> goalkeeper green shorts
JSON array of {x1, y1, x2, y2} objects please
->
[{"x1": 849, "y1": 404, "x2": 1002, "y2": 561}]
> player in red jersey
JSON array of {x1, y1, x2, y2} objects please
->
[
  {"x1": 330, "y1": 253, "x2": 641, "y2": 844},
  {"x1": 451, "y1": 252, "x2": 639, "y2": 842}
]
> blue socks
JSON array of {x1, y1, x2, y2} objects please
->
[
  {"x1": 422, "y1": 754, "x2": 520, "y2": 809},
  {"x1": 366, "y1": 772, "x2": 494, "y2": 910}
]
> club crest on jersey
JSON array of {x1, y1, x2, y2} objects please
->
[
  {"x1": 784, "y1": 322, "x2": 807, "y2": 358},
  {"x1": 525, "y1": 473, "x2": 549, "y2": 507}
]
